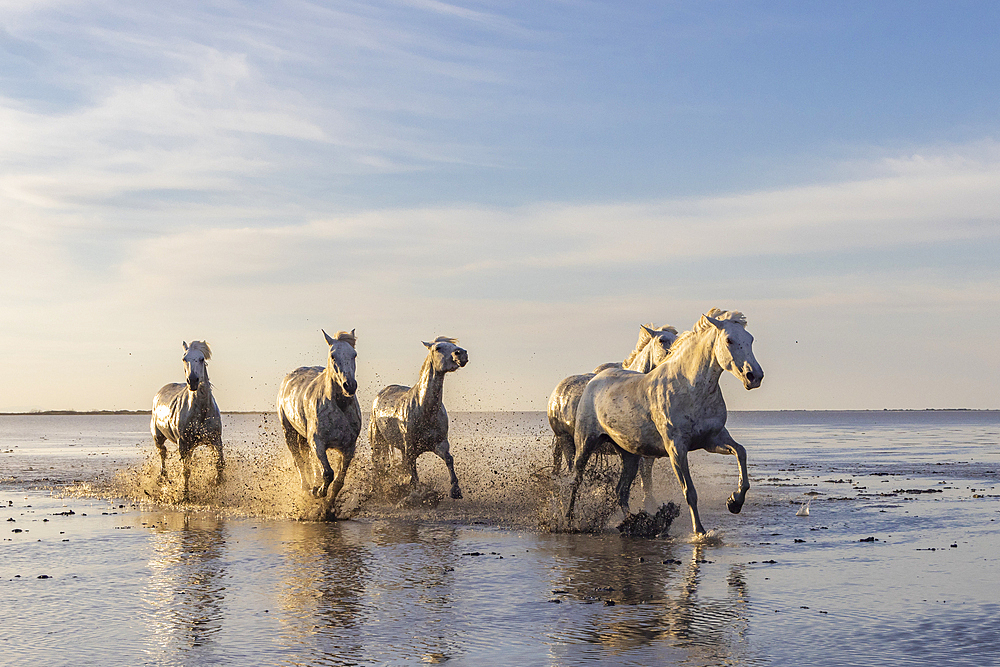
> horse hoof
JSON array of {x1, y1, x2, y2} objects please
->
[
  {"x1": 450, "y1": 487, "x2": 463, "y2": 500},
  {"x1": 727, "y1": 495, "x2": 744, "y2": 514}
]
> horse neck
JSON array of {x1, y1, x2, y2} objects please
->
[
  {"x1": 320, "y1": 364, "x2": 348, "y2": 401},
  {"x1": 189, "y1": 370, "x2": 213, "y2": 412},
  {"x1": 660, "y1": 329, "x2": 723, "y2": 391},
  {"x1": 413, "y1": 356, "x2": 446, "y2": 413},
  {"x1": 625, "y1": 344, "x2": 654, "y2": 373}
]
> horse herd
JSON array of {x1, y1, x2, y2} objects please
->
[{"x1": 150, "y1": 308, "x2": 763, "y2": 535}]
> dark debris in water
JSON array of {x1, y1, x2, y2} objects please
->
[{"x1": 616, "y1": 502, "x2": 680, "y2": 538}]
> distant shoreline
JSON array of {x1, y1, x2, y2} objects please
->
[{"x1": 1, "y1": 408, "x2": 998, "y2": 416}]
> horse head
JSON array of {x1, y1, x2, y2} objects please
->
[
  {"x1": 640, "y1": 324, "x2": 679, "y2": 369},
  {"x1": 702, "y1": 311, "x2": 763, "y2": 390},
  {"x1": 182, "y1": 340, "x2": 211, "y2": 392},
  {"x1": 323, "y1": 329, "x2": 358, "y2": 396},
  {"x1": 423, "y1": 337, "x2": 468, "y2": 373}
]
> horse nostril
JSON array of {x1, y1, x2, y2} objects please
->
[{"x1": 745, "y1": 372, "x2": 755, "y2": 383}]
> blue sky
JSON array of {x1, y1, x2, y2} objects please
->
[{"x1": 2, "y1": 1, "x2": 1000, "y2": 412}]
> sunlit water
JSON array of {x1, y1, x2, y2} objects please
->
[{"x1": 2, "y1": 411, "x2": 999, "y2": 666}]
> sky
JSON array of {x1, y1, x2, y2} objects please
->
[{"x1": 2, "y1": 0, "x2": 1000, "y2": 413}]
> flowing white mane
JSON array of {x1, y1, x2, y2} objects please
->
[
  {"x1": 664, "y1": 309, "x2": 747, "y2": 361},
  {"x1": 186, "y1": 340, "x2": 212, "y2": 360},
  {"x1": 622, "y1": 324, "x2": 679, "y2": 367}
]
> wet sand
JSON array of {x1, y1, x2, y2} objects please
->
[{"x1": 2, "y1": 411, "x2": 1000, "y2": 666}]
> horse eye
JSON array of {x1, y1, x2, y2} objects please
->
[{"x1": 726, "y1": 338, "x2": 734, "y2": 345}]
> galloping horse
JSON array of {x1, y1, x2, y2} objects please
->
[
  {"x1": 370, "y1": 336, "x2": 468, "y2": 500},
  {"x1": 567, "y1": 309, "x2": 763, "y2": 534},
  {"x1": 277, "y1": 329, "x2": 361, "y2": 506},
  {"x1": 151, "y1": 341, "x2": 224, "y2": 500}
]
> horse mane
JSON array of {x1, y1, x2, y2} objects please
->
[
  {"x1": 333, "y1": 330, "x2": 357, "y2": 347},
  {"x1": 429, "y1": 336, "x2": 459, "y2": 345},
  {"x1": 622, "y1": 324, "x2": 679, "y2": 367},
  {"x1": 663, "y1": 309, "x2": 747, "y2": 361},
  {"x1": 186, "y1": 340, "x2": 212, "y2": 360}
]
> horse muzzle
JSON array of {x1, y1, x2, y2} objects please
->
[
  {"x1": 342, "y1": 378, "x2": 358, "y2": 396},
  {"x1": 187, "y1": 376, "x2": 200, "y2": 391},
  {"x1": 742, "y1": 368, "x2": 763, "y2": 390},
  {"x1": 454, "y1": 349, "x2": 469, "y2": 367}
]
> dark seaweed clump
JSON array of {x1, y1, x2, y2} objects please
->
[{"x1": 617, "y1": 502, "x2": 680, "y2": 538}]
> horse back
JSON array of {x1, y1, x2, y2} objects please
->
[
  {"x1": 151, "y1": 382, "x2": 187, "y2": 441},
  {"x1": 277, "y1": 366, "x2": 324, "y2": 437},
  {"x1": 547, "y1": 373, "x2": 592, "y2": 438},
  {"x1": 151, "y1": 383, "x2": 221, "y2": 444},
  {"x1": 578, "y1": 369, "x2": 661, "y2": 455}
]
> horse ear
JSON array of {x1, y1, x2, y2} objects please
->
[
  {"x1": 323, "y1": 329, "x2": 335, "y2": 346},
  {"x1": 703, "y1": 314, "x2": 724, "y2": 329},
  {"x1": 182, "y1": 341, "x2": 188, "y2": 351},
  {"x1": 640, "y1": 325, "x2": 656, "y2": 336},
  {"x1": 423, "y1": 341, "x2": 432, "y2": 349}
]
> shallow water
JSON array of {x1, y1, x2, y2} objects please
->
[{"x1": 2, "y1": 411, "x2": 999, "y2": 666}]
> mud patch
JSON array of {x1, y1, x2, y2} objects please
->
[{"x1": 616, "y1": 502, "x2": 680, "y2": 538}]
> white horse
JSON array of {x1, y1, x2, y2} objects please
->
[
  {"x1": 277, "y1": 329, "x2": 361, "y2": 505},
  {"x1": 567, "y1": 309, "x2": 763, "y2": 534},
  {"x1": 547, "y1": 325, "x2": 678, "y2": 510},
  {"x1": 151, "y1": 341, "x2": 224, "y2": 500},
  {"x1": 370, "y1": 336, "x2": 468, "y2": 500}
]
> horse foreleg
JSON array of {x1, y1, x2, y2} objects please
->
[
  {"x1": 669, "y1": 447, "x2": 705, "y2": 535},
  {"x1": 616, "y1": 451, "x2": 641, "y2": 517},
  {"x1": 402, "y1": 439, "x2": 420, "y2": 488},
  {"x1": 705, "y1": 429, "x2": 750, "y2": 514},
  {"x1": 153, "y1": 432, "x2": 169, "y2": 482},
  {"x1": 212, "y1": 434, "x2": 225, "y2": 486},
  {"x1": 324, "y1": 446, "x2": 355, "y2": 508},
  {"x1": 178, "y1": 441, "x2": 193, "y2": 502},
  {"x1": 638, "y1": 457, "x2": 658, "y2": 512},
  {"x1": 313, "y1": 439, "x2": 335, "y2": 498},
  {"x1": 369, "y1": 421, "x2": 389, "y2": 480},
  {"x1": 434, "y1": 440, "x2": 462, "y2": 499}
]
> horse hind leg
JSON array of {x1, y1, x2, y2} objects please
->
[
  {"x1": 566, "y1": 433, "x2": 602, "y2": 521},
  {"x1": 434, "y1": 440, "x2": 462, "y2": 500},
  {"x1": 280, "y1": 415, "x2": 312, "y2": 491}
]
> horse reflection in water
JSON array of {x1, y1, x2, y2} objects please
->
[
  {"x1": 568, "y1": 309, "x2": 763, "y2": 535},
  {"x1": 548, "y1": 537, "x2": 750, "y2": 661},
  {"x1": 548, "y1": 324, "x2": 677, "y2": 511},
  {"x1": 370, "y1": 336, "x2": 469, "y2": 500},
  {"x1": 277, "y1": 329, "x2": 360, "y2": 516},
  {"x1": 151, "y1": 341, "x2": 224, "y2": 500},
  {"x1": 141, "y1": 512, "x2": 227, "y2": 660},
  {"x1": 274, "y1": 521, "x2": 367, "y2": 663}
]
